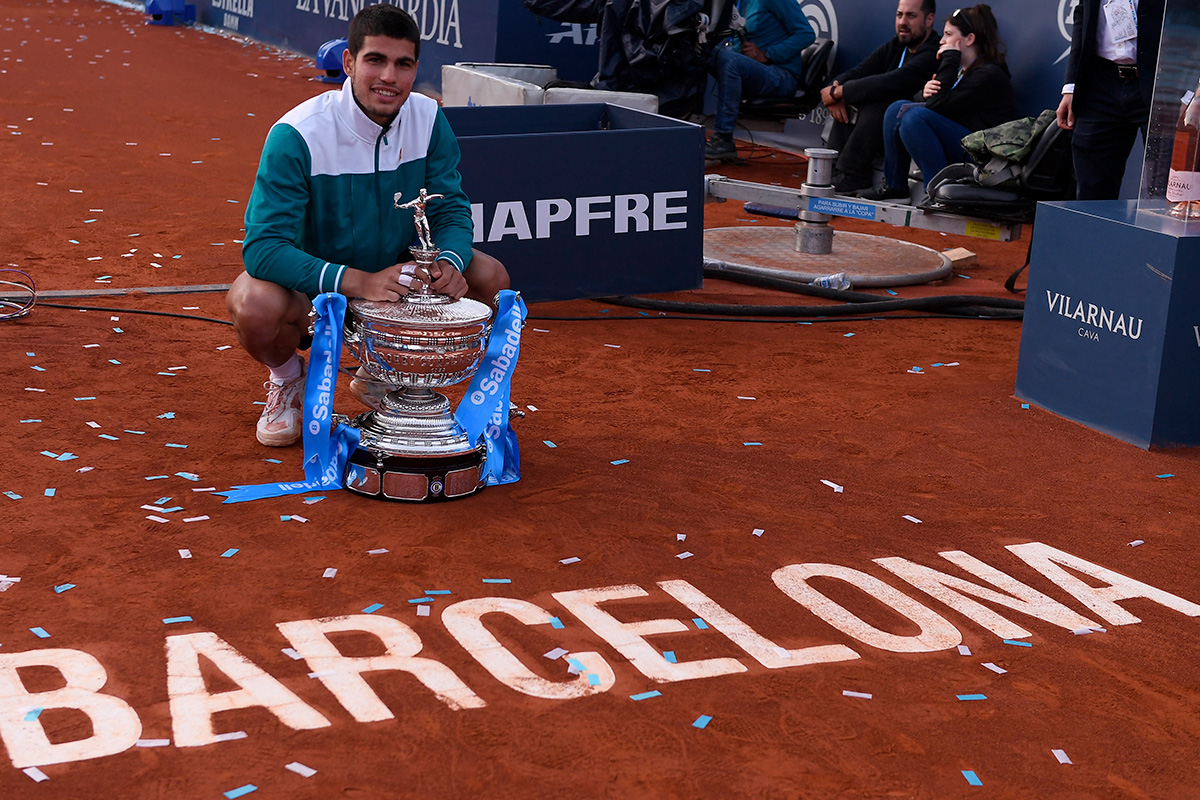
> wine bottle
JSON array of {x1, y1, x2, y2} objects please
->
[{"x1": 1167, "y1": 81, "x2": 1200, "y2": 219}]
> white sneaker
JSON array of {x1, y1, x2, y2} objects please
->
[{"x1": 256, "y1": 358, "x2": 305, "y2": 447}]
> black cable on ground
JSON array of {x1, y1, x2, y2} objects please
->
[{"x1": 36, "y1": 302, "x2": 234, "y2": 326}]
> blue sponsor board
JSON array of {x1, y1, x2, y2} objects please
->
[
  {"x1": 445, "y1": 103, "x2": 704, "y2": 302},
  {"x1": 808, "y1": 196, "x2": 877, "y2": 221},
  {"x1": 1015, "y1": 201, "x2": 1200, "y2": 449}
]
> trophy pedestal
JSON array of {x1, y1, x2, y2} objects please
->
[{"x1": 340, "y1": 388, "x2": 487, "y2": 502}]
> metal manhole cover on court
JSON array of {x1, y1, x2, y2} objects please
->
[{"x1": 704, "y1": 227, "x2": 952, "y2": 288}]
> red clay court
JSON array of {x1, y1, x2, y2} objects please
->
[{"x1": 3, "y1": 2, "x2": 1200, "y2": 798}]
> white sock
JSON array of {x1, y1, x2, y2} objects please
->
[{"x1": 268, "y1": 353, "x2": 302, "y2": 383}]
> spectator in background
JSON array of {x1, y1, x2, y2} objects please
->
[
  {"x1": 1056, "y1": 0, "x2": 1165, "y2": 200},
  {"x1": 862, "y1": 4, "x2": 1018, "y2": 202},
  {"x1": 706, "y1": 0, "x2": 815, "y2": 162},
  {"x1": 821, "y1": 0, "x2": 939, "y2": 195}
]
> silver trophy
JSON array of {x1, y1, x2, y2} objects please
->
[{"x1": 336, "y1": 189, "x2": 493, "y2": 502}]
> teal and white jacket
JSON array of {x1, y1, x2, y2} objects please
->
[{"x1": 242, "y1": 80, "x2": 474, "y2": 297}]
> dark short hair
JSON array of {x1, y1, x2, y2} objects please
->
[
  {"x1": 348, "y1": 4, "x2": 421, "y2": 60},
  {"x1": 922, "y1": 0, "x2": 936, "y2": 15}
]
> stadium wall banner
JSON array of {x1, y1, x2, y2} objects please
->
[
  {"x1": 444, "y1": 103, "x2": 705, "y2": 302},
  {"x1": 1015, "y1": 201, "x2": 1200, "y2": 449},
  {"x1": 183, "y1": 0, "x2": 1077, "y2": 109},
  {"x1": 2, "y1": 541, "x2": 1199, "y2": 770}
]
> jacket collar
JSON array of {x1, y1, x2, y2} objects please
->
[{"x1": 336, "y1": 78, "x2": 399, "y2": 143}]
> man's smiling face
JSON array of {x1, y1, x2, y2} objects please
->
[{"x1": 343, "y1": 34, "x2": 418, "y2": 127}]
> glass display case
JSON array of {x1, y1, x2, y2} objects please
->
[{"x1": 1138, "y1": 0, "x2": 1200, "y2": 233}]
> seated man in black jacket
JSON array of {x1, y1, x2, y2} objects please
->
[{"x1": 820, "y1": 0, "x2": 938, "y2": 194}]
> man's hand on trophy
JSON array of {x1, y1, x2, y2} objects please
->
[
  {"x1": 427, "y1": 260, "x2": 468, "y2": 300},
  {"x1": 340, "y1": 264, "x2": 429, "y2": 302}
]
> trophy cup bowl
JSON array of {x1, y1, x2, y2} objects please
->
[{"x1": 337, "y1": 247, "x2": 494, "y2": 502}]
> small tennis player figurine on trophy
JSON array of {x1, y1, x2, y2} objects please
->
[{"x1": 395, "y1": 188, "x2": 445, "y2": 268}]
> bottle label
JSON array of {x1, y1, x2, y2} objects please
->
[{"x1": 1167, "y1": 170, "x2": 1200, "y2": 202}]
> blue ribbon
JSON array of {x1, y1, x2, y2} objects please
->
[
  {"x1": 217, "y1": 293, "x2": 360, "y2": 503},
  {"x1": 454, "y1": 290, "x2": 526, "y2": 486}
]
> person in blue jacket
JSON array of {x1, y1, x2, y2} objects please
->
[
  {"x1": 706, "y1": 0, "x2": 816, "y2": 162},
  {"x1": 226, "y1": 4, "x2": 508, "y2": 447}
]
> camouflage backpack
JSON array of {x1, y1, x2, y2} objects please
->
[{"x1": 960, "y1": 109, "x2": 1058, "y2": 188}]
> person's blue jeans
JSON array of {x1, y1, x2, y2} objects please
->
[
  {"x1": 710, "y1": 42, "x2": 799, "y2": 135},
  {"x1": 882, "y1": 100, "x2": 972, "y2": 189}
]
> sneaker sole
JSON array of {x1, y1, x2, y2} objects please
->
[{"x1": 256, "y1": 427, "x2": 302, "y2": 447}]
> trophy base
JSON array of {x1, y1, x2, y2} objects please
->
[
  {"x1": 344, "y1": 446, "x2": 486, "y2": 502},
  {"x1": 338, "y1": 387, "x2": 487, "y2": 502}
]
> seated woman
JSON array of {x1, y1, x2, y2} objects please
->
[{"x1": 861, "y1": 4, "x2": 1018, "y2": 201}]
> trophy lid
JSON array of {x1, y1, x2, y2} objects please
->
[{"x1": 349, "y1": 291, "x2": 492, "y2": 328}]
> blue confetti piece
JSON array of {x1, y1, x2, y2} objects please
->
[
  {"x1": 154, "y1": 497, "x2": 172, "y2": 505},
  {"x1": 20, "y1": 419, "x2": 40, "y2": 423},
  {"x1": 157, "y1": 372, "x2": 175, "y2": 376},
  {"x1": 98, "y1": 434, "x2": 119, "y2": 441},
  {"x1": 44, "y1": 488, "x2": 56, "y2": 497},
  {"x1": 74, "y1": 396, "x2": 96, "y2": 401},
  {"x1": 482, "y1": 578, "x2": 511, "y2": 584},
  {"x1": 885, "y1": 289, "x2": 898, "y2": 296},
  {"x1": 962, "y1": 770, "x2": 982, "y2": 786},
  {"x1": 566, "y1": 658, "x2": 587, "y2": 671},
  {"x1": 611, "y1": 459, "x2": 629, "y2": 465},
  {"x1": 957, "y1": 694, "x2": 987, "y2": 701},
  {"x1": 26, "y1": 352, "x2": 35, "y2": 356},
  {"x1": 30, "y1": 365, "x2": 45, "y2": 372},
  {"x1": 630, "y1": 691, "x2": 662, "y2": 701},
  {"x1": 56, "y1": 453, "x2": 78, "y2": 461},
  {"x1": 24, "y1": 708, "x2": 43, "y2": 721},
  {"x1": 407, "y1": 597, "x2": 434, "y2": 604},
  {"x1": 157, "y1": 412, "x2": 175, "y2": 419},
  {"x1": 1003, "y1": 639, "x2": 1032, "y2": 647},
  {"x1": 549, "y1": 617, "x2": 565, "y2": 629},
  {"x1": 280, "y1": 515, "x2": 291, "y2": 521},
  {"x1": 362, "y1": 603, "x2": 384, "y2": 614},
  {"x1": 224, "y1": 785, "x2": 258, "y2": 799},
  {"x1": 1021, "y1": 403, "x2": 1029, "y2": 409},
  {"x1": 692, "y1": 368, "x2": 711, "y2": 373},
  {"x1": 743, "y1": 442, "x2": 763, "y2": 446},
  {"x1": 83, "y1": 218, "x2": 97, "y2": 223},
  {"x1": 125, "y1": 430, "x2": 145, "y2": 435},
  {"x1": 424, "y1": 590, "x2": 451, "y2": 595},
  {"x1": 587, "y1": 672, "x2": 601, "y2": 686},
  {"x1": 931, "y1": 362, "x2": 944, "y2": 367},
  {"x1": 663, "y1": 651, "x2": 677, "y2": 663},
  {"x1": 958, "y1": 274, "x2": 972, "y2": 279},
  {"x1": 543, "y1": 440, "x2": 557, "y2": 448},
  {"x1": 911, "y1": 367, "x2": 923, "y2": 373},
  {"x1": 160, "y1": 507, "x2": 183, "y2": 514},
  {"x1": 108, "y1": 359, "x2": 121, "y2": 365},
  {"x1": 692, "y1": 618, "x2": 708, "y2": 629},
  {"x1": 164, "y1": 443, "x2": 187, "y2": 449},
  {"x1": 220, "y1": 548, "x2": 239, "y2": 558},
  {"x1": 843, "y1": 333, "x2": 855, "y2": 337},
  {"x1": 30, "y1": 627, "x2": 50, "y2": 638},
  {"x1": 262, "y1": 458, "x2": 282, "y2": 464},
  {"x1": 693, "y1": 714, "x2": 712, "y2": 729},
  {"x1": 5, "y1": 491, "x2": 22, "y2": 500},
  {"x1": 41, "y1": 451, "x2": 58, "y2": 458},
  {"x1": 163, "y1": 616, "x2": 193, "y2": 624},
  {"x1": 145, "y1": 475, "x2": 169, "y2": 481},
  {"x1": 1157, "y1": 474, "x2": 1174, "y2": 479},
  {"x1": 172, "y1": 255, "x2": 182, "y2": 259},
  {"x1": 54, "y1": 583, "x2": 74, "y2": 593}
]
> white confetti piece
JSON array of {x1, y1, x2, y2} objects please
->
[
  {"x1": 544, "y1": 647, "x2": 569, "y2": 660},
  {"x1": 902, "y1": 515, "x2": 922, "y2": 523},
  {"x1": 1052, "y1": 749, "x2": 1072, "y2": 764},
  {"x1": 307, "y1": 670, "x2": 336, "y2": 679},
  {"x1": 23, "y1": 767, "x2": 48, "y2": 782},
  {"x1": 957, "y1": 645, "x2": 971, "y2": 656},
  {"x1": 982, "y1": 662, "x2": 1007, "y2": 674},
  {"x1": 178, "y1": 549, "x2": 192, "y2": 559},
  {"x1": 322, "y1": 568, "x2": 337, "y2": 579},
  {"x1": 86, "y1": 421, "x2": 101, "y2": 428},
  {"x1": 559, "y1": 557, "x2": 581, "y2": 565},
  {"x1": 290, "y1": 515, "x2": 308, "y2": 523},
  {"x1": 183, "y1": 516, "x2": 209, "y2": 523},
  {"x1": 416, "y1": 604, "x2": 430, "y2": 617},
  {"x1": 737, "y1": 396, "x2": 756, "y2": 400},
  {"x1": 752, "y1": 528, "x2": 764, "y2": 537},
  {"x1": 526, "y1": 404, "x2": 539, "y2": 412},
  {"x1": 1071, "y1": 626, "x2": 1107, "y2": 635},
  {"x1": 842, "y1": 690, "x2": 872, "y2": 699},
  {"x1": 285, "y1": 762, "x2": 317, "y2": 778},
  {"x1": 212, "y1": 731, "x2": 247, "y2": 743},
  {"x1": 676, "y1": 533, "x2": 686, "y2": 541},
  {"x1": 367, "y1": 548, "x2": 389, "y2": 555},
  {"x1": 604, "y1": 344, "x2": 621, "y2": 348},
  {"x1": 820, "y1": 479, "x2": 844, "y2": 493},
  {"x1": 1128, "y1": 539, "x2": 1144, "y2": 547},
  {"x1": 146, "y1": 515, "x2": 169, "y2": 523},
  {"x1": 676, "y1": 551, "x2": 693, "y2": 559},
  {"x1": 281, "y1": 648, "x2": 303, "y2": 660}
]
